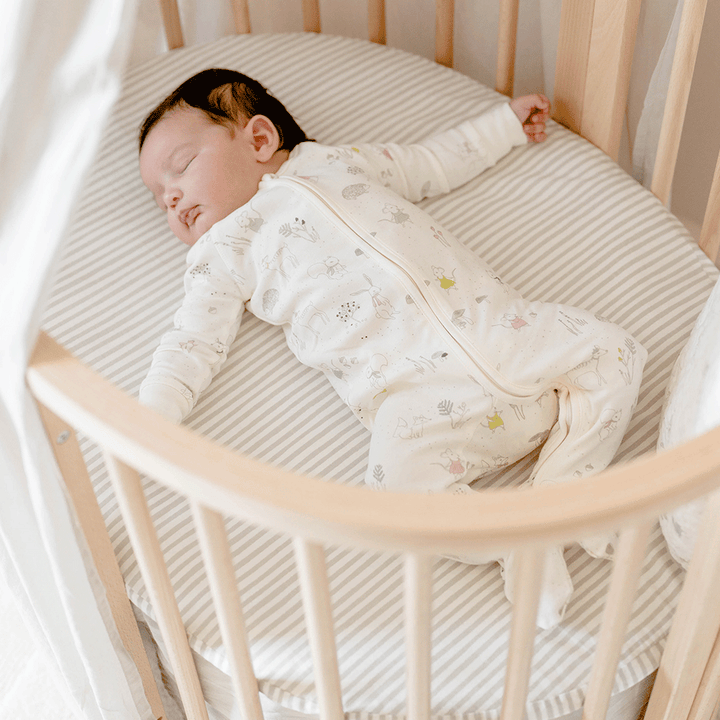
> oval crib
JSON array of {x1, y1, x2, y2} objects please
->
[{"x1": 27, "y1": 2, "x2": 720, "y2": 720}]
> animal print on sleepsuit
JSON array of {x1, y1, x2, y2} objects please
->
[{"x1": 140, "y1": 102, "x2": 647, "y2": 627}]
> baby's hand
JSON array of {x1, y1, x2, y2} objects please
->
[{"x1": 510, "y1": 93, "x2": 551, "y2": 143}]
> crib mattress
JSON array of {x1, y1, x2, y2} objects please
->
[{"x1": 43, "y1": 32, "x2": 719, "y2": 720}]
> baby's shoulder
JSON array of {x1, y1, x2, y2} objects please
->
[{"x1": 284, "y1": 141, "x2": 371, "y2": 175}]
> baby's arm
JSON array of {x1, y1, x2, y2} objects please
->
[
  {"x1": 353, "y1": 94, "x2": 550, "y2": 202},
  {"x1": 139, "y1": 240, "x2": 246, "y2": 424}
]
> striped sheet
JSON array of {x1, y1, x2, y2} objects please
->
[{"x1": 43, "y1": 33, "x2": 718, "y2": 720}]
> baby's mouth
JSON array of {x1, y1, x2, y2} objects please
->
[{"x1": 179, "y1": 205, "x2": 200, "y2": 226}]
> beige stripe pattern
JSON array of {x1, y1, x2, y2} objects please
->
[{"x1": 43, "y1": 33, "x2": 717, "y2": 720}]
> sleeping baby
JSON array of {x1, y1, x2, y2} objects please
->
[{"x1": 138, "y1": 68, "x2": 647, "y2": 628}]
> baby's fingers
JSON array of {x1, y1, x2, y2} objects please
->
[{"x1": 523, "y1": 118, "x2": 547, "y2": 143}]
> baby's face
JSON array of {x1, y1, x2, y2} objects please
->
[{"x1": 139, "y1": 107, "x2": 268, "y2": 245}]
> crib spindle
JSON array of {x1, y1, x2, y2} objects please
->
[
  {"x1": 232, "y1": 0, "x2": 251, "y2": 34},
  {"x1": 368, "y1": 0, "x2": 386, "y2": 45},
  {"x1": 499, "y1": 547, "x2": 544, "y2": 720},
  {"x1": 191, "y1": 502, "x2": 264, "y2": 720},
  {"x1": 581, "y1": 0, "x2": 642, "y2": 162},
  {"x1": 496, "y1": 0, "x2": 519, "y2": 96},
  {"x1": 404, "y1": 553, "x2": 433, "y2": 720},
  {"x1": 293, "y1": 538, "x2": 344, "y2": 720},
  {"x1": 645, "y1": 492, "x2": 720, "y2": 720},
  {"x1": 687, "y1": 628, "x2": 720, "y2": 720},
  {"x1": 581, "y1": 521, "x2": 652, "y2": 720},
  {"x1": 554, "y1": 0, "x2": 641, "y2": 161},
  {"x1": 103, "y1": 453, "x2": 209, "y2": 720},
  {"x1": 651, "y1": 0, "x2": 709, "y2": 208},
  {"x1": 698, "y1": 146, "x2": 720, "y2": 264},
  {"x1": 159, "y1": 0, "x2": 184, "y2": 49},
  {"x1": 435, "y1": 0, "x2": 454, "y2": 67},
  {"x1": 553, "y1": 0, "x2": 595, "y2": 135},
  {"x1": 35, "y1": 403, "x2": 167, "y2": 720},
  {"x1": 303, "y1": 0, "x2": 322, "y2": 33}
]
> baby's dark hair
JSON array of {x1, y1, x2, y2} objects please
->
[{"x1": 138, "y1": 68, "x2": 311, "y2": 153}]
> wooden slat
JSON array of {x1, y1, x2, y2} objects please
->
[
  {"x1": 553, "y1": 0, "x2": 596, "y2": 134},
  {"x1": 581, "y1": 0, "x2": 642, "y2": 160},
  {"x1": 582, "y1": 521, "x2": 652, "y2": 720},
  {"x1": 293, "y1": 538, "x2": 343, "y2": 720},
  {"x1": 645, "y1": 492, "x2": 720, "y2": 720},
  {"x1": 26, "y1": 333, "x2": 720, "y2": 558},
  {"x1": 698, "y1": 148, "x2": 720, "y2": 265},
  {"x1": 104, "y1": 453, "x2": 209, "y2": 720},
  {"x1": 191, "y1": 503, "x2": 264, "y2": 720},
  {"x1": 687, "y1": 625, "x2": 720, "y2": 720},
  {"x1": 35, "y1": 404, "x2": 167, "y2": 720},
  {"x1": 500, "y1": 547, "x2": 544, "y2": 720},
  {"x1": 231, "y1": 0, "x2": 251, "y2": 34},
  {"x1": 302, "y1": 0, "x2": 321, "y2": 33},
  {"x1": 368, "y1": 0, "x2": 386, "y2": 45},
  {"x1": 405, "y1": 554, "x2": 433, "y2": 720},
  {"x1": 651, "y1": 0, "x2": 709, "y2": 206},
  {"x1": 435, "y1": 0, "x2": 454, "y2": 67},
  {"x1": 159, "y1": 0, "x2": 184, "y2": 49},
  {"x1": 496, "y1": 0, "x2": 519, "y2": 96}
]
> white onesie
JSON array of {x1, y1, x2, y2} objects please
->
[{"x1": 140, "y1": 102, "x2": 647, "y2": 627}]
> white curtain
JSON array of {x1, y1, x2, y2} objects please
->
[
  {"x1": 632, "y1": 0, "x2": 685, "y2": 188},
  {"x1": 0, "y1": 0, "x2": 690, "y2": 718},
  {"x1": 0, "y1": 0, "x2": 153, "y2": 718}
]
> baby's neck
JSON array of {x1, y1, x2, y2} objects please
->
[{"x1": 268, "y1": 149, "x2": 291, "y2": 174}]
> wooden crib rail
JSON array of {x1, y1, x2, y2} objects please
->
[
  {"x1": 28, "y1": 330, "x2": 720, "y2": 720},
  {"x1": 26, "y1": 331, "x2": 720, "y2": 555}
]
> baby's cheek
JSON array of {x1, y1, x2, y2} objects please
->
[{"x1": 168, "y1": 213, "x2": 193, "y2": 245}]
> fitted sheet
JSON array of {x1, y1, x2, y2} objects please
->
[{"x1": 43, "y1": 32, "x2": 719, "y2": 720}]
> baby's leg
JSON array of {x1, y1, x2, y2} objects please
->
[
  {"x1": 364, "y1": 381, "x2": 557, "y2": 493},
  {"x1": 365, "y1": 388, "x2": 572, "y2": 628},
  {"x1": 364, "y1": 396, "x2": 485, "y2": 494},
  {"x1": 528, "y1": 308, "x2": 648, "y2": 557}
]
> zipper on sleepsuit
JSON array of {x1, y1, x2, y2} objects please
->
[{"x1": 276, "y1": 176, "x2": 543, "y2": 402}]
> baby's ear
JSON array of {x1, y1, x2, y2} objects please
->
[{"x1": 246, "y1": 115, "x2": 281, "y2": 161}]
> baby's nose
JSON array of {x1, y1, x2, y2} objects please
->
[{"x1": 164, "y1": 188, "x2": 181, "y2": 208}]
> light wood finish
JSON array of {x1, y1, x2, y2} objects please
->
[
  {"x1": 26, "y1": 333, "x2": 720, "y2": 557},
  {"x1": 103, "y1": 454, "x2": 209, "y2": 720},
  {"x1": 496, "y1": 0, "x2": 519, "y2": 96},
  {"x1": 231, "y1": 0, "x2": 251, "y2": 34},
  {"x1": 302, "y1": 0, "x2": 322, "y2": 33},
  {"x1": 582, "y1": 0, "x2": 642, "y2": 161},
  {"x1": 35, "y1": 404, "x2": 168, "y2": 720},
  {"x1": 500, "y1": 547, "x2": 543, "y2": 720},
  {"x1": 191, "y1": 503, "x2": 264, "y2": 720},
  {"x1": 28, "y1": 1, "x2": 720, "y2": 715},
  {"x1": 293, "y1": 538, "x2": 344, "y2": 720},
  {"x1": 554, "y1": 0, "x2": 641, "y2": 161},
  {"x1": 553, "y1": 0, "x2": 596, "y2": 135},
  {"x1": 699, "y1": 148, "x2": 720, "y2": 264},
  {"x1": 368, "y1": 0, "x2": 386, "y2": 45},
  {"x1": 651, "y1": 0, "x2": 709, "y2": 207},
  {"x1": 435, "y1": 0, "x2": 454, "y2": 67},
  {"x1": 645, "y1": 492, "x2": 720, "y2": 720},
  {"x1": 582, "y1": 521, "x2": 652, "y2": 720},
  {"x1": 404, "y1": 554, "x2": 432, "y2": 720},
  {"x1": 687, "y1": 625, "x2": 720, "y2": 720},
  {"x1": 159, "y1": 0, "x2": 184, "y2": 49}
]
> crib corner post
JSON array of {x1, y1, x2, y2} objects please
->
[{"x1": 34, "y1": 400, "x2": 168, "y2": 720}]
